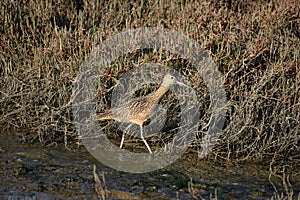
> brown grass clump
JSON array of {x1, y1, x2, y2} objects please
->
[{"x1": 1, "y1": 0, "x2": 299, "y2": 166}]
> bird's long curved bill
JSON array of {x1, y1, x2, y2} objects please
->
[{"x1": 176, "y1": 81, "x2": 193, "y2": 89}]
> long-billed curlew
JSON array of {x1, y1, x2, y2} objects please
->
[{"x1": 97, "y1": 74, "x2": 190, "y2": 154}]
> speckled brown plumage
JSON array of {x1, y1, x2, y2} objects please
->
[{"x1": 97, "y1": 74, "x2": 190, "y2": 154}]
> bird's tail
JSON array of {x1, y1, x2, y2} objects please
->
[{"x1": 97, "y1": 110, "x2": 113, "y2": 121}]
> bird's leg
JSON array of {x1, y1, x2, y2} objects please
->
[
  {"x1": 120, "y1": 133, "x2": 125, "y2": 149},
  {"x1": 120, "y1": 123, "x2": 132, "y2": 149},
  {"x1": 140, "y1": 125, "x2": 152, "y2": 154}
]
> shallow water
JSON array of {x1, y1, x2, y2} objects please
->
[{"x1": 0, "y1": 132, "x2": 299, "y2": 199}]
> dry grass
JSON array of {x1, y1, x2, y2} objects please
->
[{"x1": 1, "y1": 0, "x2": 299, "y2": 169}]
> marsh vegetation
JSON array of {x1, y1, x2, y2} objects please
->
[{"x1": 1, "y1": 0, "x2": 299, "y2": 199}]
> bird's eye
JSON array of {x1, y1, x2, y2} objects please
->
[{"x1": 171, "y1": 76, "x2": 174, "y2": 79}]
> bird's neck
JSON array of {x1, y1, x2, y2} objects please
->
[{"x1": 148, "y1": 85, "x2": 169, "y2": 103}]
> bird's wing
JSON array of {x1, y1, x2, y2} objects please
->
[{"x1": 97, "y1": 109, "x2": 113, "y2": 120}]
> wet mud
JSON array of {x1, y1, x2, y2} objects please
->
[{"x1": 1, "y1": 132, "x2": 299, "y2": 199}]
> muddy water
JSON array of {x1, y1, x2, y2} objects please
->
[{"x1": 0, "y1": 132, "x2": 299, "y2": 200}]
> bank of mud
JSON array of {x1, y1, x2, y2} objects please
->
[{"x1": 1, "y1": 132, "x2": 299, "y2": 199}]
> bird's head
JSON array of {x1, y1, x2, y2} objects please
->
[{"x1": 161, "y1": 73, "x2": 191, "y2": 88}]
